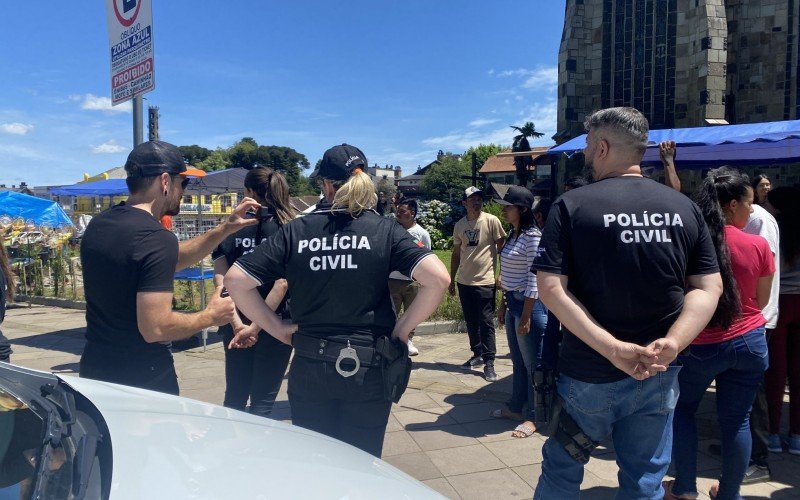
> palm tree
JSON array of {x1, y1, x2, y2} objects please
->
[{"x1": 510, "y1": 122, "x2": 544, "y2": 186}]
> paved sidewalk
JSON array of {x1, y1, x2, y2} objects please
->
[{"x1": 3, "y1": 305, "x2": 799, "y2": 499}]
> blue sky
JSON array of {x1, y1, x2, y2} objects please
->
[{"x1": 0, "y1": 1, "x2": 565, "y2": 187}]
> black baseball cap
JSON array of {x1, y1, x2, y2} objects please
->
[
  {"x1": 494, "y1": 185, "x2": 534, "y2": 209},
  {"x1": 125, "y1": 140, "x2": 206, "y2": 178},
  {"x1": 310, "y1": 144, "x2": 368, "y2": 181}
]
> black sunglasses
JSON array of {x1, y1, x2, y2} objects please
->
[{"x1": 172, "y1": 176, "x2": 190, "y2": 189}]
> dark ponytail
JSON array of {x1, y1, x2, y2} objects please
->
[
  {"x1": 692, "y1": 166, "x2": 749, "y2": 329},
  {"x1": 0, "y1": 241, "x2": 13, "y2": 303},
  {"x1": 244, "y1": 167, "x2": 297, "y2": 225}
]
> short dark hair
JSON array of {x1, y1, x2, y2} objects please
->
[
  {"x1": 125, "y1": 175, "x2": 160, "y2": 194},
  {"x1": 584, "y1": 107, "x2": 649, "y2": 155},
  {"x1": 534, "y1": 198, "x2": 553, "y2": 221},
  {"x1": 398, "y1": 198, "x2": 418, "y2": 217}
]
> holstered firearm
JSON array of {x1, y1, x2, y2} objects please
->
[
  {"x1": 533, "y1": 368, "x2": 557, "y2": 424},
  {"x1": 375, "y1": 336, "x2": 412, "y2": 403},
  {"x1": 549, "y1": 397, "x2": 599, "y2": 464}
]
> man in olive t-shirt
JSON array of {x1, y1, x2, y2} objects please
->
[{"x1": 450, "y1": 186, "x2": 506, "y2": 381}]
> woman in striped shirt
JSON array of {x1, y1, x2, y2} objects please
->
[{"x1": 491, "y1": 186, "x2": 548, "y2": 438}]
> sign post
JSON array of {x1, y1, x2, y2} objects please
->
[{"x1": 105, "y1": 0, "x2": 155, "y2": 146}]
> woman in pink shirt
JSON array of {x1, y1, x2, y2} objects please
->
[{"x1": 665, "y1": 167, "x2": 775, "y2": 500}]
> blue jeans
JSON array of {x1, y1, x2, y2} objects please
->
[
  {"x1": 534, "y1": 367, "x2": 681, "y2": 500},
  {"x1": 504, "y1": 291, "x2": 547, "y2": 419},
  {"x1": 671, "y1": 327, "x2": 769, "y2": 500}
]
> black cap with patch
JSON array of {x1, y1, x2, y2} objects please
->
[
  {"x1": 310, "y1": 144, "x2": 368, "y2": 181},
  {"x1": 124, "y1": 140, "x2": 205, "y2": 178},
  {"x1": 494, "y1": 185, "x2": 534, "y2": 209}
]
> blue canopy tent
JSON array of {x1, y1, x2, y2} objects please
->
[
  {"x1": 546, "y1": 119, "x2": 800, "y2": 168},
  {"x1": 0, "y1": 191, "x2": 73, "y2": 228},
  {"x1": 49, "y1": 179, "x2": 130, "y2": 196}
]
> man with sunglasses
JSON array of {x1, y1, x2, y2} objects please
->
[{"x1": 79, "y1": 140, "x2": 260, "y2": 394}]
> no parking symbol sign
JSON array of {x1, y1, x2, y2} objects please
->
[{"x1": 105, "y1": 0, "x2": 155, "y2": 105}]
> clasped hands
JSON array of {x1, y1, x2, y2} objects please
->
[{"x1": 608, "y1": 337, "x2": 680, "y2": 381}]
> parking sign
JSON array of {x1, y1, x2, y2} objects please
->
[{"x1": 105, "y1": 0, "x2": 155, "y2": 105}]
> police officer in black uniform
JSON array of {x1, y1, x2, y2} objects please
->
[
  {"x1": 213, "y1": 167, "x2": 296, "y2": 417},
  {"x1": 224, "y1": 144, "x2": 451, "y2": 457}
]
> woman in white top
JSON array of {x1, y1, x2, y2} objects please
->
[{"x1": 492, "y1": 186, "x2": 548, "y2": 438}]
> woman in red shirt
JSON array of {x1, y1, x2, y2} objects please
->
[{"x1": 665, "y1": 167, "x2": 774, "y2": 500}]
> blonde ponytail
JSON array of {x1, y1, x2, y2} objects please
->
[{"x1": 331, "y1": 170, "x2": 377, "y2": 217}]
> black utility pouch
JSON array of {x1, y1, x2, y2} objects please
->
[{"x1": 375, "y1": 336, "x2": 412, "y2": 403}]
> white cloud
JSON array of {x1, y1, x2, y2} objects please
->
[
  {"x1": 91, "y1": 139, "x2": 126, "y2": 154},
  {"x1": 469, "y1": 118, "x2": 500, "y2": 128},
  {"x1": 0, "y1": 123, "x2": 34, "y2": 135},
  {"x1": 493, "y1": 66, "x2": 559, "y2": 91},
  {"x1": 77, "y1": 94, "x2": 132, "y2": 114},
  {"x1": 422, "y1": 100, "x2": 558, "y2": 152},
  {"x1": 522, "y1": 67, "x2": 559, "y2": 90}
]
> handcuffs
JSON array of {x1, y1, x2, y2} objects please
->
[{"x1": 335, "y1": 340, "x2": 361, "y2": 378}]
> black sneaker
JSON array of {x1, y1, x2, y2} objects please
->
[
  {"x1": 741, "y1": 464, "x2": 771, "y2": 485},
  {"x1": 484, "y1": 362, "x2": 499, "y2": 382},
  {"x1": 460, "y1": 355, "x2": 484, "y2": 370}
]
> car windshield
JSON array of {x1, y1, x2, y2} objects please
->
[
  {"x1": 0, "y1": 387, "x2": 45, "y2": 498},
  {"x1": 0, "y1": 387, "x2": 75, "y2": 500}
]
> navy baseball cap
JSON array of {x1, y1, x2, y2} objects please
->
[
  {"x1": 125, "y1": 140, "x2": 205, "y2": 178},
  {"x1": 311, "y1": 144, "x2": 368, "y2": 181},
  {"x1": 494, "y1": 185, "x2": 534, "y2": 209}
]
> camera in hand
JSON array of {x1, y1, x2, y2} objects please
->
[{"x1": 245, "y1": 206, "x2": 272, "y2": 219}]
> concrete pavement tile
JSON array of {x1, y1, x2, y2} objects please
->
[
  {"x1": 385, "y1": 414, "x2": 403, "y2": 433},
  {"x1": 382, "y1": 452, "x2": 443, "y2": 481},
  {"x1": 382, "y1": 431, "x2": 422, "y2": 457},
  {"x1": 407, "y1": 424, "x2": 480, "y2": 451},
  {"x1": 511, "y1": 464, "x2": 541, "y2": 488},
  {"x1": 396, "y1": 390, "x2": 440, "y2": 410},
  {"x1": 425, "y1": 444, "x2": 505, "y2": 476},
  {"x1": 461, "y1": 419, "x2": 518, "y2": 443},
  {"x1": 446, "y1": 468, "x2": 533, "y2": 500},
  {"x1": 394, "y1": 408, "x2": 455, "y2": 429},
  {"x1": 573, "y1": 470, "x2": 619, "y2": 499},
  {"x1": 426, "y1": 392, "x2": 483, "y2": 408},
  {"x1": 584, "y1": 456, "x2": 620, "y2": 482},
  {"x1": 484, "y1": 436, "x2": 545, "y2": 467},
  {"x1": 422, "y1": 478, "x2": 460, "y2": 499},
  {"x1": 446, "y1": 402, "x2": 500, "y2": 424}
]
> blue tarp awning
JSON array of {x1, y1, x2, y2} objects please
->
[
  {"x1": 174, "y1": 268, "x2": 214, "y2": 281},
  {"x1": 547, "y1": 119, "x2": 800, "y2": 168},
  {"x1": 49, "y1": 179, "x2": 129, "y2": 196},
  {"x1": 0, "y1": 191, "x2": 73, "y2": 228}
]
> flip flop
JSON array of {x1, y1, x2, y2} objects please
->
[
  {"x1": 490, "y1": 408, "x2": 524, "y2": 421},
  {"x1": 512, "y1": 423, "x2": 536, "y2": 438}
]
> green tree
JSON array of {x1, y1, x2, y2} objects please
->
[
  {"x1": 463, "y1": 144, "x2": 507, "y2": 170},
  {"x1": 510, "y1": 122, "x2": 544, "y2": 186},
  {"x1": 228, "y1": 137, "x2": 260, "y2": 169},
  {"x1": 421, "y1": 153, "x2": 471, "y2": 201},
  {"x1": 178, "y1": 145, "x2": 212, "y2": 165},
  {"x1": 194, "y1": 148, "x2": 231, "y2": 172}
]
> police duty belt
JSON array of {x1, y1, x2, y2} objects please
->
[{"x1": 293, "y1": 334, "x2": 383, "y2": 378}]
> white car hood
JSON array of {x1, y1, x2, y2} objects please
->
[{"x1": 59, "y1": 375, "x2": 440, "y2": 500}]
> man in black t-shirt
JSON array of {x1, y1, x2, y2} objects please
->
[
  {"x1": 531, "y1": 108, "x2": 722, "y2": 499},
  {"x1": 79, "y1": 140, "x2": 260, "y2": 395}
]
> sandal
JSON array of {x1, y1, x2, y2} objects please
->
[
  {"x1": 490, "y1": 408, "x2": 524, "y2": 421},
  {"x1": 709, "y1": 483, "x2": 718, "y2": 500},
  {"x1": 661, "y1": 480, "x2": 698, "y2": 500},
  {"x1": 512, "y1": 422, "x2": 536, "y2": 438}
]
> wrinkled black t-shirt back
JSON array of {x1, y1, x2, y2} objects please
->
[{"x1": 533, "y1": 177, "x2": 719, "y2": 383}]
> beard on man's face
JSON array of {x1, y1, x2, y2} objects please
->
[{"x1": 581, "y1": 157, "x2": 596, "y2": 183}]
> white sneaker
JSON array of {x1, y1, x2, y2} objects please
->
[{"x1": 407, "y1": 340, "x2": 419, "y2": 356}]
